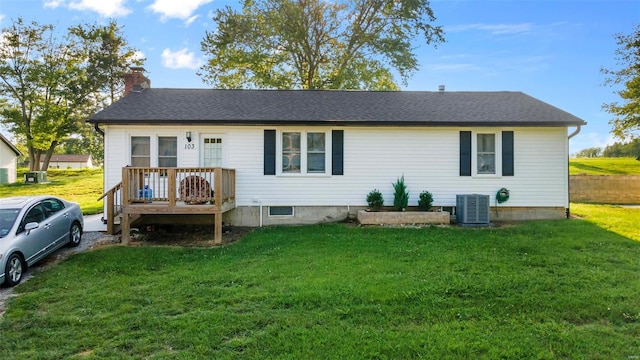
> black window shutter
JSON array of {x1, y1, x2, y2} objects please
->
[
  {"x1": 332, "y1": 130, "x2": 344, "y2": 175},
  {"x1": 264, "y1": 130, "x2": 276, "y2": 175},
  {"x1": 460, "y1": 131, "x2": 472, "y2": 176},
  {"x1": 502, "y1": 131, "x2": 514, "y2": 176}
]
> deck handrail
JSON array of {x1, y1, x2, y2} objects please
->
[
  {"x1": 98, "y1": 181, "x2": 122, "y2": 201},
  {"x1": 98, "y1": 181, "x2": 123, "y2": 235}
]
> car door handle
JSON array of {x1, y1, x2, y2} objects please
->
[
  {"x1": 64, "y1": 212, "x2": 69, "y2": 218},
  {"x1": 44, "y1": 223, "x2": 51, "y2": 230}
]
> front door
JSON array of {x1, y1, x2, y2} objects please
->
[{"x1": 201, "y1": 135, "x2": 224, "y2": 167}]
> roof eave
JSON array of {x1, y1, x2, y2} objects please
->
[{"x1": 87, "y1": 118, "x2": 587, "y2": 127}]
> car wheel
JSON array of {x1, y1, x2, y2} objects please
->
[
  {"x1": 68, "y1": 221, "x2": 82, "y2": 247},
  {"x1": 4, "y1": 253, "x2": 25, "y2": 287}
]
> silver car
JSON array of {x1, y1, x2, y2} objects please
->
[{"x1": 0, "y1": 196, "x2": 83, "y2": 287}]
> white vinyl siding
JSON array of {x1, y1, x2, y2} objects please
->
[{"x1": 103, "y1": 126, "x2": 569, "y2": 212}]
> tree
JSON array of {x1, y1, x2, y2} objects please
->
[
  {"x1": 602, "y1": 139, "x2": 640, "y2": 158},
  {"x1": 575, "y1": 147, "x2": 602, "y2": 158},
  {"x1": 602, "y1": 24, "x2": 640, "y2": 140},
  {"x1": 0, "y1": 18, "x2": 141, "y2": 170},
  {"x1": 199, "y1": 0, "x2": 444, "y2": 90}
]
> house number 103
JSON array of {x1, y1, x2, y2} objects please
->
[{"x1": 185, "y1": 143, "x2": 196, "y2": 150}]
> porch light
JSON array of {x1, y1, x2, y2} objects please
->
[{"x1": 186, "y1": 131, "x2": 192, "y2": 143}]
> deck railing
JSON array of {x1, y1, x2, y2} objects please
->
[
  {"x1": 121, "y1": 167, "x2": 236, "y2": 207},
  {"x1": 99, "y1": 167, "x2": 236, "y2": 240}
]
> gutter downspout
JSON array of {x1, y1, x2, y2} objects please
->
[
  {"x1": 566, "y1": 125, "x2": 582, "y2": 218},
  {"x1": 568, "y1": 125, "x2": 581, "y2": 139},
  {"x1": 94, "y1": 123, "x2": 105, "y2": 137}
]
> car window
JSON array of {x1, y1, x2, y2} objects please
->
[
  {"x1": 18, "y1": 204, "x2": 46, "y2": 233},
  {"x1": 0, "y1": 209, "x2": 20, "y2": 238},
  {"x1": 42, "y1": 198, "x2": 65, "y2": 217}
]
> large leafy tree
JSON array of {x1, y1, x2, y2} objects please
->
[
  {"x1": 0, "y1": 18, "x2": 141, "y2": 170},
  {"x1": 602, "y1": 24, "x2": 640, "y2": 140},
  {"x1": 199, "y1": 0, "x2": 444, "y2": 90}
]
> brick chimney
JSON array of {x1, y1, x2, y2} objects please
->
[{"x1": 124, "y1": 67, "x2": 150, "y2": 96}]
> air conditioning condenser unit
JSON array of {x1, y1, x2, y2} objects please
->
[{"x1": 456, "y1": 194, "x2": 490, "y2": 225}]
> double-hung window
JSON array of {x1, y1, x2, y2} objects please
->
[
  {"x1": 476, "y1": 134, "x2": 496, "y2": 174},
  {"x1": 131, "y1": 136, "x2": 150, "y2": 167},
  {"x1": 460, "y1": 130, "x2": 513, "y2": 177},
  {"x1": 158, "y1": 136, "x2": 177, "y2": 167},
  {"x1": 280, "y1": 131, "x2": 327, "y2": 175}
]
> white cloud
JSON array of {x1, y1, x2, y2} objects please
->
[
  {"x1": 148, "y1": 0, "x2": 213, "y2": 21},
  {"x1": 43, "y1": 0, "x2": 64, "y2": 9},
  {"x1": 185, "y1": 15, "x2": 199, "y2": 26},
  {"x1": 68, "y1": 0, "x2": 131, "y2": 17},
  {"x1": 448, "y1": 23, "x2": 533, "y2": 35},
  {"x1": 161, "y1": 48, "x2": 203, "y2": 70},
  {"x1": 0, "y1": 14, "x2": 4, "y2": 23}
]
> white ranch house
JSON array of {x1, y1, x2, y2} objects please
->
[{"x1": 89, "y1": 70, "x2": 586, "y2": 242}]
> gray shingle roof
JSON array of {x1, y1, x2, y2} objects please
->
[
  {"x1": 89, "y1": 89, "x2": 586, "y2": 126},
  {"x1": 47, "y1": 154, "x2": 91, "y2": 163}
]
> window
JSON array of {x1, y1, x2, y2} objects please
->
[
  {"x1": 265, "y1": 130, "x2": 342, "y2": 176},
  {"x1": 158, "y1": 136, "x2": 177, "y2": 167},
  {"x1": 269, "y1": 206, "x2": 294, "y2": 216},
  {"x1": 41, "y1": 198, "x2": 65, "y2": 217},
  {"x1": 307, "y1": 132, "x2": 326, "y2": 173},
  {"x1": 477, "y1": 134, "x2": 495, "y2": 174},
  {"x1": 131, "y1": 136, "x2": 150, "y2": 167},
  {"x1": 19, "y1": 204, "x2": 46, "y2": 233},
  {"x1": 282, "y1": 132, "x2": 301, "y2": 173},
  {"x1": 203, "y1": 138, "x2": 223, "y2": 167},
  {"x1": 460, "y1": 130, "x2": 513, "y2": 177},
  {"x1": 279, "y1": 131, "x2": 328, "y2": 175}
]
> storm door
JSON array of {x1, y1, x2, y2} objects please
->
[{"x1": 201, "y1": 136, "x2": 224, "y2": 167}]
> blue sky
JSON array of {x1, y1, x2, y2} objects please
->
[{"x1": 1, "y1": 0, "x2": 638, "y2": 154}]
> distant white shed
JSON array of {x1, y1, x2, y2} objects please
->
[
  {"x1": 45, "y1": 154, "x2": 94, "y2": 169},
  {"x1": 0, "y1": 134, "x2": 22, "y2": 184}
]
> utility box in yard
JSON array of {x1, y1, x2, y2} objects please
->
[{"x1": 24, "y1": 171, "x2": 48, "y2": 184}]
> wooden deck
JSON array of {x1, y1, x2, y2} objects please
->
[{"x1": 99, "y1": 167, "x2": 236, "y2": 244}]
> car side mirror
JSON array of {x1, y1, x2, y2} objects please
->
[{"x1": 25, "y1": 222, "x2": 39, "y2": 235}]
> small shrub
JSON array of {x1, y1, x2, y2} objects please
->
[
  {"x1": 418, "y1": 191, "x2": 434, "y2": 211},
  {"x1": 392, "y1": 175, "x2": 409, "y2": 211},
  {"x1": 366, "y1": 189, "x2": 384, "y2": 211}
]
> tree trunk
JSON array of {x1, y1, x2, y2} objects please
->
[{"x1": 39, "y1": 141, "x2": 58, "y2": 171}]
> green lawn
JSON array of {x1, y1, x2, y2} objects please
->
[
  {"x1": 570, "y1": 157, "x2": 640, "y2": 175},
  {"x1": 571, "y1": 203, "x2": 640, "y2": 241},
  {"x1": 0, "y1": 168, "x2": 103, "y2": 215},
  {"x1": 1, "y1": 220, "x2": 639, "y2": 359}
]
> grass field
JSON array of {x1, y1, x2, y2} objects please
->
[
  {"x1": 0, "y1": 219, "x2": 638, "y2": 359},
  {"x1": 0, "y1": 168, "x2": 103, "y2": 215},
  {"x1": 569, "y1": 157, "x2": 640, "y2": 175},
  {"x1": 571, "y1": 203, "x2": 640, "y2": 241}
]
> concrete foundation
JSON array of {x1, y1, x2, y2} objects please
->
[
  {"x1": 222, "y1": 205, "x2": 568, "y2": 227},
  {"x1": 487, "y1": 207, "x2": 567, "y2": 222},
  {"x1": 223, "y1": 205, "x2": 354, "y2": 227}
]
